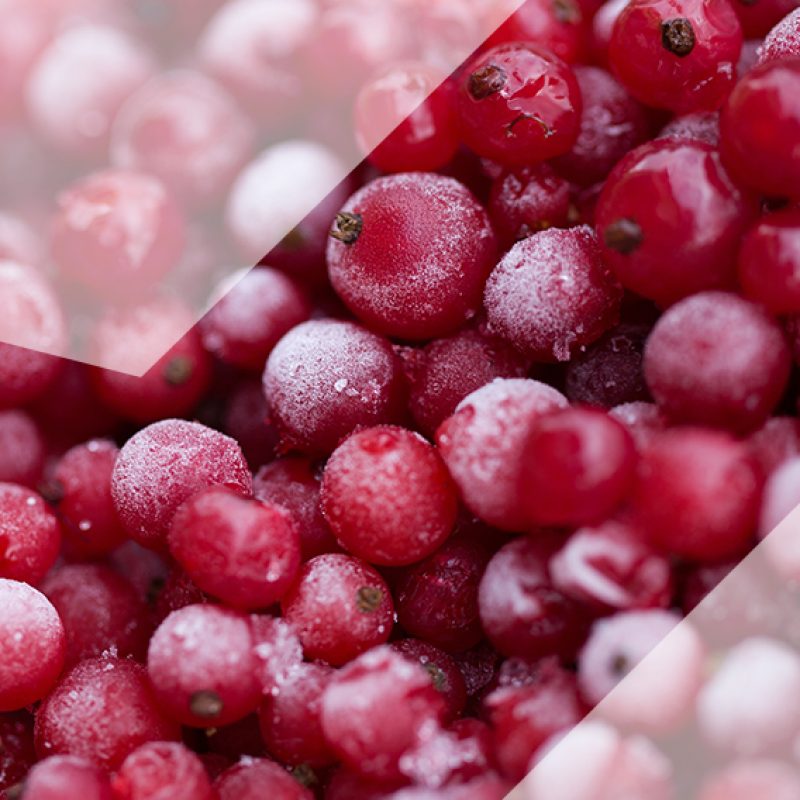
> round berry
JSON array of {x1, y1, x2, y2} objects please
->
[
  {"x1": 35, "y1": 658, "x2": 180, "y2": 770},
  {"x1": 609, "y1": 0, "x2": 742, "y2": 112},
  {"x1": 596, "y1": 140, "x2": 754, "y2": 306},
  {"x1": 644, "y1": 291, "x2": 791, "y2": 433},
  {"x1": 20, "y1": 755, "x2": 114, "y2": 800},
  {"x1": 0, "y1": 580, "x2": 65, "y2": 712},
  {"x1": 249, "y1": 615, "x2": 304, "y2": 697},
  {"x1": 657, "y1": 110, "x2": 721, "y2": 145},
  {"x1": 484, "y1": 226, "x2": 622, "y2": 362},
  {"x1": 0, "y1": 410, "x2": 45, "y2": 488},
  {"x1": 321, "y1": 426, "x2": 457, "y2": 567},
  {"x1": 221, "y1": 378, "x2": 279, "y2": 470},
  {"x1": 281, "y1": 554, "x2": 393, "y2": 666},
  {"x1": 748, "y1": 416, "x2": 800, "y2": 476},
  {"x1": 262, "y1": 319, "x2": 405, "y2": 455},
  {"x1": 327, "y1": 173, "x2": 497, "y2": 340},
  {"x1": 734, "y1": 0, "x2": 799, "y2": 37},
  {"x1": 214, "y1": 758, "x2": 313, "y2": 800},
  {"x1": 457, "y1": 43, "x2": 582, "y2": 166},
  {"x1": 720, "y1": 58, "x2": 800, "y2": 199},
  {"x1": 0, "y1": 711, "x2": 36, "y2": 793},
  {"x1": 757, "y1": 8, "x2": 800, "y2": 65},
  {"x1": 169, "y1": 487, "x2": 301, "y2": 610},
  {"x1": 112, "y1": 419, "x2": 252, "y2": 552}
]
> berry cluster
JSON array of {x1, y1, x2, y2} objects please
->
[{"x1": 1, "y1": 0, "x2": 800, "y2": 798}]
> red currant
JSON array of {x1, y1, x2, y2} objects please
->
[{"x1": 113, "y1": 742, "x2": 214, "y2": 800}]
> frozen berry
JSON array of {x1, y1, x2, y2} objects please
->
[
  {"x1": 214, "y1": 758, "x2": 312, "y2": 800},
  {"x1": 0, "y1": 711, "x2": 35, "y2": 793},
  {"x1": 749, "y1": 416, "x2": 800, "y2": 475},
  {"x1": 757, "y1": 8, "x2": 800, "y2": 65},
  {"x1": 19, "y1": 755, "x2": 114, "y2": 800},
  {"x1": 327, "y1": 173, "x2": 497, "y2": 340},
  {"x1": 249, "y1": 615, "x2": 304, "y2": 697},
  {"x1": 734, "y1": 0, "x2": 799, "y2": 37},
  {"x1": 657, "y1": 110, "x2": 721, "y2": 145},
  {"x1": 0, "y1": 411, "x2": 45, "y2": 488},
  {"x1": 221, "y1": 378, "x2": 280, "y2": 470},
  {"x1": 281, "y1": 554, "x2": 393, "y2": 666},
  {"x1": 608, "y1": 401, "x2": 667, "y2": 447}
]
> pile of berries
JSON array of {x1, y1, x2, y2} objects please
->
[{"x1": 1, "y1": 0, "x2": 800, "y2": 797}]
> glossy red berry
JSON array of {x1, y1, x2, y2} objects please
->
[
  {"x1": 146, "y1": 605, "x2": 262, "y2": 728},
  {"x1": 629, "y1": 427, "x2": 763, "y2": 560},
  {"x1": 20, "y1": 755, "x2": 114, "y2": 800},
  {"x1": 644, "y1": 291, "x2": 791, "y2": 433},
  {"x1": 35, "y1": 657, "x2": 180, "y2": 771},
  {"x1": 0, "y1": 580, "x2": 65, "y2": 712},
  {"x1": 720, "y1": 58, "x2": 800, "y2": 199},
  {"x1": 596, "y1": 140, "x2": 754, "y2": 306},
  {"x1": 733, "y1": 0, "x2": 799, "y2": 37},
  {"x1": 457, "y1": 43, "x2": 582, "y2": 166},
  {"x1": 520, "y1": 406, "x2": 637, "y2": 526},
  {"x1": 321, "y1": 426, "x2": 458, "y2": 567},
  {"x1": 327, "y1": 173, "x2": 497, "y2": 340},
  {"x1": 281, "y1": 554, "x2": 394, "y2": 666},
  {"x1": 484, "y1": 226, "x2": 622, "y2": 362},
  {"x1": 112, "y1": 419, "x2": 252, "y2": 552},
  {"x1": 214, "y1": 758, "x2": 313, "y2": 800},
  {"x1": 262, "y1": 320, "x2": 406, "y2": 456},
  {"x1": 609, "y1": 0, "x2": 743, "y2": 112}
]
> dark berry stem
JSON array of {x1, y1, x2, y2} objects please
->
[
  {"x1": 604, "y1": 218, "x2": 643, "y2": 254},
  {"x1": 356, "y1": 585, "x2": 384, "y2": 613},
  {"x1": 468, "y1": 64, "x2": 508, "y2": 99},
  {"x1": 661, "y1": 18, "x2": 696, "y2": 57},
  {"x1": 163, "y1": 355, "x2": 194, "y2": 387},
  {"x1": 330, "y1": 212, "x2": 363, "y2": 245},
  {"x1": 190, "y1": 689, "x2": 224, "y2": 719}
]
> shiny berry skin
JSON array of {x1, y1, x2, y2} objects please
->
[
  {"x1": 51, "y1": 439, "x2": 126, "y2": 558},
  {"x1": 111, "y1": 419, "x2": 252, "y2": 552},
  {"x1": 596, "y1": 140, "x2": 754, "y2": 306},
  {"x1": 757, "y1": 8, "x2": 800, "y2": 65},
  {"x1": 259, "y1": 662, "x2": 337, "y2": 768},
  {"x1": 478, "y1": 537, "x2": 588, "y2": 661},
  {"x1": 0, "y1": 410, "x2": 44, "y2": 488},
  {"x1": 553, "y1": 66, "x2": 650, "y2": 186},
  {"x1": 281, "y1": 554, "x2": 394, "y2": 666},
  {"x1": 0, "y1": 580, "x2": 65, "y2": 712},
  {"x1": 457, "y1": 43, "x2": 581, "y2": 166},
  {"x1": 320, "y1": 646, "x2": 446, "y2": 782},
  {"x1": 214, "y1": 758, "x2": 313, "y2": 800},
  {"x1": 0, "y1": 711, "x2": 35, "y2": 793},
  {"x1": 628, "y1": 427, "x2": 762, "y2": 560},
  {"x1": 484, "y1": 226, "x2": 622, "y2": 362},
  {"x1": 34, "y1": 657, "x2": 180, "y2": 771},
  {"x1": 50, "y1": 169, "x2": 186, "y2": 301},
  {"x1": 321, "y1": 426, "x2": 457, "y2": 567},
  {"x1": 327, "y1": 173, "x2": 497, "y2": 340},
  {"x1": 644, "y1": 291, "x2": 791, "y2": 433},
  {"x1": 550, "y1": 520, "x2": 673, "y2": 611},
  {"x1": 146, "y1": 605, "x2": 262, "y2": 728},
  {"x1": 113, "y1": 741, "x2": 215, "y2": 800},
  {"x1": 41, "y1": 564, "x2": 149, "y2": 668},
  {"x1": 609, "y1": 0, "x2": 743, "y2": 113},
  {"x1": 254, "y1": 457, "x2": 339, "y2": 561},
  {"x1": 355, "y1": 65, "x2": 459, "y2": 173},
  {"x1": 437, "y1": 379, "x2": 568, "y2": 531},
  {"x1": 0, "y1": 484, "x2": 60, "y2": 586},
  {"x1": 520, "y1": 407, "x2": 637, "y2": 526},
  {"x1": 263, "y1": 320, "x2": 406, "y2": 456},
  {"x1": 733, "y1": 0, "x2": 800, "y2": 37},
  {"x1": 20, "y1": 755, "x2": 114, "y2": 800},
  {"x1": 169, "y1": 487, "x2": 301, "y2": 611},
  {"x1": 487, "y1": 165, "x2": 572, "y2": 248},
  {"x1": 720, "y1": 58, "x2": 800, "y2": 199},
  {"x1": 394, "y1": 535, "x2": 492, "y2": 653}
]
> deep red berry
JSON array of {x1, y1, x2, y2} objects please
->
[
  {"x1": 327, "y1": 173, "x2": 497, "y2": 340},
  {"x1": 609, "y1": 401, "x2": 668, "y2": 447},
  {"x1": 0, "y1": 484, "x2": 60, "y2": 586},
  {"x1": 147, "y1": 605, "x2": 262, "y2": 728},
  {"x1": 457, "y1": 44, "x2": 582, "y2": 166},
  {"x1": 281, "y1": 554, "x2": 394, "y2": 666},
  {"x1": 658, "y1": 110, "x2": 721, "y2": 145},
  {"x1": 321, "y1": 426, "x2": 458, "y2": 567},
  {"x1": 757, "y1": 8, "x2": 800, "y2": 65},
  {"x1": 113, "y1": 741, "x2": 215, "y2": 800},
  {"x1": 609, "y1": 0, "x2": 743, "y2": 112},
  {"x1": 720, "y1": 58, "x2": 800, "y2": 199},
  {"x1": 596, "y1": 140, "x2": 754, "y2": 306},
  {"x1": 20, "y1": 755, "x2": 114, "y2": 800},
  {"x1": 35, "y1": 658, "x2": 180, "y2": 770},
  {"x1": 320, "y1": 646, "x2": 446, "y2": 782},
  {"x1": 0, "y1": 711, "x2": 35, "y2": 793},
  {"x1": 591, "y1": 0, "x2": 629, "y2": 64},
  {"x1": 0, "y1": 411, "x2": 45, "y2": 488},
  {"x1": 437, "y1": 379, "x2": 568, "y2": 531},
  {"x1": 112, "y1": 419, "x2": 252, "y2": 552},
  {"x1": 254, "y1": 457, "x2": 339, "y2": 561},
  {"x1": 733, "y1": 0, "x2": 799, "y2": 37},
  {"x1": 550, "y1": 519, "x2": 673, "y2": 611},
  {"x1": 262, "y1": 320, "x2": 406, "y2": 455},
  {"x1": 628, "y1": 427, "x2": 762, "y2": 560},
  {"x1": 214, "y1": 758, "x2": 313, "y2": 800},
  {"x1": 487, "y1": 165, "x2": 572, "y2": 248},
  {"x1": 394, "y1": 535, "x2": 492, "y2": 653},
  {"x1": 249, "y1": 615, "x2": 304, "y2": 697},
  {"x1": 41, "y1": 564, "x2": 149, "y2": 668},
  {"x1": 50, "y1": 169, "x2": 185, "y2": 301},
  {"x1": 0, "y1": 580, "x2": 65, "y2": 712},
  {"x1": 553, "y1": 66, "x2": 650, "y2": 186},
  {"x1": 748, "y1": 416, "x2": 800, "y2": 476},
  {"x1": 152, "y1": 569, "x2": 208, "y2": 624},
  {"x1": 52, "y1": 439, "x2": 126, "y2": 558},
  {"x1": 221, "y1": 378, "x2": 280, "y2": 470},
  {"x1": 484, "y1": 226, "x2": 622, "y2": 362},
  {"x1": 259, "y1": 662, "x2": 337, "y2": 768},
  {"x1": 644, "y1": 291, "x2": 791, "y2": 433},
  {"x1": 520, "y1": 407, "x2": 637, "y2": 526},
  {"x1": 479, "y1": 537, "x2": 588, "y2": 661},
  {"x1": 201, "y1": 267, "x2": 311, "y2": 373},
  {"x1": 203, "y1": 714, "x2": 266, "y2": 762},
  {"x1": 355, "y1": 66, "x2": 459, "y2": 173}
]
